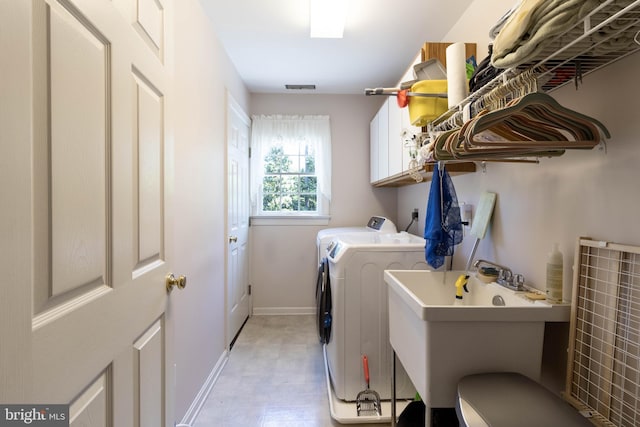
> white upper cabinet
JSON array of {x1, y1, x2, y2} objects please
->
[{"x1": 370, "y1": 53, "x2": 422, "y2": 185}]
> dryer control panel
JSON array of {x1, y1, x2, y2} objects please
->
[
  {"x1": 328, "y1": 242, "x2": 342, "y2": 260},
  {"x1": 366, "y1": 216, "x2": 396, "y2": 232}
]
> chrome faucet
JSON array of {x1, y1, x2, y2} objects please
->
[{"x1": 472, "y1": 259, "x2": 526, "y2": 291}]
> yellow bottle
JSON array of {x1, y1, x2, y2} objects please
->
[{"x1": 455, "y1": 274, "x2": 469, "y2": 299}]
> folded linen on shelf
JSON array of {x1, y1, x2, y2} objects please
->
[
  {"x1": 469, "y1": 45, "x2": 505, "y2": 94},
  {"x1": 492, "y1": 0, "x2": 599, "y2": 68},
  {"x1": 489, "y1": 0, "x2": 523, "y2": 40}
]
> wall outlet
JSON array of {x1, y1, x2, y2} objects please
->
[{"x1": 412, "y1": 208, "x2": 419, "y2": 220}]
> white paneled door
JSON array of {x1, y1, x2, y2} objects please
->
[
  {"x1": 1, "y1": 0, "x2": 178, "y2": 425},
  {"x1": 226, "y1": 94, "x2": 251, "y2": 347}
]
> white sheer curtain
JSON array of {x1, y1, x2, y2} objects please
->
[{"x1": 250, "y1": 115, "x2": 332, "y2": 216}]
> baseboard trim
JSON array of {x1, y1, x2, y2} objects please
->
[
  {"x1": 178, "y1": 350, "x2": 229, "y2": 426},
  {"x1": 252, "y1": 306, "x2": 316, "y2": 316}
]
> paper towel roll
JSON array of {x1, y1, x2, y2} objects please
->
[{"x1": 446, "y1": 42, "x2": 468, "y2": 108}]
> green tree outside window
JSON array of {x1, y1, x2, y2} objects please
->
[{"x1": 262, "y1": 141, "x2": 317, "y2": 212}]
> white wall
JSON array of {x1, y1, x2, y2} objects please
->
[
  {"x1": 170, "y1": 0, "x2": 249, "y2": 420},
  {"x1": 249, "y1": 94, "x2": 397, "y2": 313},
  {"x1": 397, "y1": 0, "x2": 640, "y2": 393}
]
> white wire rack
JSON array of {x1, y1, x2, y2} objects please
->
[
  {"x1": 431, "y1": 0, "x2": 640, "y2": 133},
  {"x1": 566, "y1": 238, "x2": 640, "y2": 427}
]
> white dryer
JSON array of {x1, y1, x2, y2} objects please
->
[
  {"x1": 315, "y1": 216, "x2": 397, "y2": 263},
  {"x1": 324, "y1": 232, "x2": 428, "y2": 422}
]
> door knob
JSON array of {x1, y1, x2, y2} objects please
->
[
  {"x1": 229, "y1": 236, "x2": 238, "y2": 243},
  {"x1": 166, "y1": 273, "x2": 187, "y2": 293}
]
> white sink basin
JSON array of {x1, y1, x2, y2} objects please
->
[
  {"x1": 384, "y1": 270, "x2": 570, "y2": 419},
  {"x1": 384, "y1": 269, "x2": 569, "y2": 322}
]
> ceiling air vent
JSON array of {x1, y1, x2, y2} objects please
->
[{"x1": 285, "y1": 84, "x2": 316, "y2": 90}]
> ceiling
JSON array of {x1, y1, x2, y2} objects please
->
[{"x1": 200, "y1": 0, "x2": 474, "y2": 94}]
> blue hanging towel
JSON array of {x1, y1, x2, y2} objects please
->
[{"x1": 424, "y1": 163, "x2": 463, "y2": 269}]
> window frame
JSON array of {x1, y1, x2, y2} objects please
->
[
  {"x1": 250, "y1": 115, "x2": 331, "y2": 220},
  {"x1": 259, "y1": 138, "x2": 319, "y2": 214}
]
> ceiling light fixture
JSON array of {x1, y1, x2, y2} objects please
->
[{"x1": 309, "y1": 0, "x2": 347, "y2": 38}]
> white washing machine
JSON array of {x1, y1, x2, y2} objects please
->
[
  {"x1": 324, "y1": 232, "x2": 428, "y2": 423},
  {"x1": 316, "y1": 216, "x2": 397, "y2": 345},
  {"x1": 315, "y1": 216, "x2": 397, "y2": 263}
]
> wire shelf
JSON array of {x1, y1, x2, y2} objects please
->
[{"x1": 431, "y1": 0, "x2": 640, "y2": 133}]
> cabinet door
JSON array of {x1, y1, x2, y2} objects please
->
[
  {"x1": 388, "y1": 97, "x2": 403, "y2": 177},
  {"x1": 377, "y1": 99, "x2": 389, "y2": 180},
  {"x1": 370, "y1": 111, "x2": 379, "y2": 183}
]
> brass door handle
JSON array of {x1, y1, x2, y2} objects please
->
[
  {"x1": 166, "y1": 273, "x2": 187, "y2": 293},
  {"x1": 229, "y1": 236, "x2": 238, "y2": 243}
]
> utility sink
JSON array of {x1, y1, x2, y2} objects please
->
[
  {"x1": 385, "y1": 270, "x2": 569, "y2": 322},
  {"x1": 384, "y1": 270, "x2": 570, "y2": 422}
]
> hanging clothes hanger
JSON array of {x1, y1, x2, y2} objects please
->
[
  {"x1": 430, "y1": 92, "x2": 610, "y2": 161},
  {"x1": 427, "y1": 63, "x2": 610, "y2": 162},
  {"x1": 462, "y1": 92, "x2": 609, "y2": 150}
]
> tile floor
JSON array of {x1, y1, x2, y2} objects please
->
[{"x1": 193, "y1": 315, "x2": 391, "y2": 427}]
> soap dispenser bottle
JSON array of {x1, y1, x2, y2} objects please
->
[{"x1": 546, "y1": 243, "x2": 563, "y2": 303}]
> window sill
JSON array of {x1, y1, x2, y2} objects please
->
[{"x1": 250, "y1": 215, "x2": 331, "y2": 226}]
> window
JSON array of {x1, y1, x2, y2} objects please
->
[{"x1": 250, "y1": 115, "x2": 331, "y2": 217}]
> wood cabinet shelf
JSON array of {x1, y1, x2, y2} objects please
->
[{"x1": 372, "y1": 162, "x2": 476, "y2": 187}]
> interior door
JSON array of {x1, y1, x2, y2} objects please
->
[
  {"x1": 226, "y1": 93, "x2": 251, "y2": 346},
  {"x1": 0, "y1": 1, "x2": 178, "y2": 425}
]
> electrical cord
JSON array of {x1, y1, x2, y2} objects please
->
[
  {"x1": 404, "y1": 210, "x2": 420, "y2": 232},
  {"x1": 404, "y1": 217, "x2": 416, "y2": 232}
]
